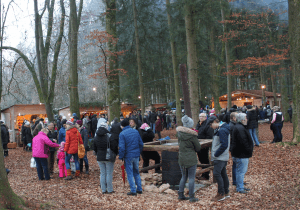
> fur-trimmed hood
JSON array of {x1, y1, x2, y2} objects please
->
[{"x1": 176, "y1": 126, "x2": 197, "y2": 136}]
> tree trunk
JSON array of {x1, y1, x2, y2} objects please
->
[
  {"x1": 280, "y1": 72, "x2": 290, "y2": 122},
  {"x1": 68, "y1": 0, "x2": 83, "y2": 117},
  {"x1": 288, "y1": 0, "x2": 300, "y2": 143},
  {"x1": 184, "y1": 2, "x2": 199, "y2": 125},
  {"x1": 105, "y1": 0, "x2": 120, "y2": 122},
  {"x1": 166, "y1": 0, "x2": 182, "y2": 125},
  {"x1": 209, "y1": 25, "x2": 221, "y2": 113},
  {"x1": 220, "y1": 0, "x2": 231, "y2": 109},
  {"x1": 132, "y1": 0, "x2": 145, "y2": 120},
  {"x1": 270, "y1": 66, "x2": 277, "y2": 106}
]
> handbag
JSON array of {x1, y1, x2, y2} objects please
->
[
  {"x1": 106, "y1": 135, "x2": 116, "y2": 162},
  {"x1": 77, "y1": 132, "x2": 85, "y2": 159},
  {"x1": 30, "y1": 157, "x2": 36, "y2": 168}
]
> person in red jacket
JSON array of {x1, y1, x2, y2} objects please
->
[
  {"x1": 155, "y1": 116, "x2": 163, "y2": 139},
  {"x1": 64, "y1": 119, "x2": 83, "y2": 180}
]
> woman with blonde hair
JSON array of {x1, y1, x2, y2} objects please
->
[{"x1": 32, "y1": 128, "x2": 59, "y2": 180}]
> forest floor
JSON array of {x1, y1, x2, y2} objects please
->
[{"x1": 5, "y1": 122, "x2": 300, "y2": 209}]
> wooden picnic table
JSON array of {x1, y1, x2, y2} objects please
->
[{"x1": 143, "y1": 139, "x2": 213, "y2": 152}]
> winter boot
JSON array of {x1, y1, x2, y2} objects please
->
[
  {"x1": 65, "y1": 169, "x2": 73, "y2": 180},
  {"x1": 189, "y1": 194, "x2": 199, "y2": 202},
  {"x1": 85, "y1": 165, "x2": 89, "y2": 174},
  {"x1": 75, "y1": 170, "x2": 80, "y2": 177},
  {"x1": 178, "y1": 192, "x2": 188, "y2": 200}
]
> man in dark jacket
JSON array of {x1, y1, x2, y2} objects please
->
[
  {"x1": 196, "y1": 113, "x2": 214, "y2": 180},
  {"x1": 110, "y1": 118, "x2": 122, "y2": 148},
  {"x1": 246, "y1": 105, "x2": 259, "y2": 146},
  {"x1": 223, "y1": 105, "x2": 237, "y2": 124},
  {"x1": 119, "y1": 119, "x2": 143, "y2": 196},
  {"x1": 56, "y1": 115, "x2": 63, "y2": 132},
  {"x1": 231, "y1": 113, "x2": 253, "y2": 194},
  {"x1": 47, "y1": 122, "x2": 58, "y2": 175},
  {"x1": 229, "y1": 112, "x2": 237, "y2": 186},
  {"x1": 77, "y1": 120, "x2": 90, "y2": 174},
  {"x1": 1, "y1": 121, "x2": 10, "y2": 156},
  {"x1": 91, "y1": 114, "x2": 98, "y2": 137},
  {"x1": 149, "y1": 111, "x2": 157, "y2": 134}
]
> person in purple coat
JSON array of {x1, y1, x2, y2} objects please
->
[{"x1": 32, "y1": 128, "x2": 59, "y2": 180}]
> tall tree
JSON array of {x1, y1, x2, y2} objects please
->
[
  {"x1": 184, "y1": 0, "x2": 199, "y2": 124},
  {"x1": 220, "y1": 0, "x2": 231, "y2": 109},
  {"x1": 132, "y1": 0, "x2": 145, "y2": 118},
  {"x1": 288, "y1": 0, "x2": 300, "y2": 143},
  {"x1": 0, "y1": 0, "x2": 26, "y2": 208},
  {"x1": 166, "y1": 0, "x2": 182, "y2": 125},
  {"x1": 69, "y1": 0, "x2": 83, "y2": 117},
  {"x1": 105, "y1": 0, "x2": 121, "y2": 121},
  {"x1": 2, "y1": 0, "x2": 65, "y2": 122}
]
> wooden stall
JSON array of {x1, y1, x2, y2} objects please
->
[
  {"x1": 1, "y1": 104, "x2": 47, "y2": 143},
  {"x1": 219, "y1": 89, "x2": 282, "y2": 108}
]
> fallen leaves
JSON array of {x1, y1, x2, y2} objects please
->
[{"x1": 4, "y1": 122, "x2": 300, "y2": 209}]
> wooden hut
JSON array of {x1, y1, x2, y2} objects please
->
[{"x1": 1, "y1": 104, "x2": 47, "y2": 142}]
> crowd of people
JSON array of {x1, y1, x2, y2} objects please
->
[{"x1": 1, "y1": 103, "x2": 286, "y2": 202}]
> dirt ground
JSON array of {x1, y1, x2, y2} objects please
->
[{"x1": 5, "y1": 122, "x2": 300, "y2": 209}]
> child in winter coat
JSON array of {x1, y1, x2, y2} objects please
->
[{"x1": 57, "y1": 142, "x2": 67, "y2": 178}]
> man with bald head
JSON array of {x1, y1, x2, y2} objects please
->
[{"x1": 196, "y1": 113, "x2": 214, "y2": 180}]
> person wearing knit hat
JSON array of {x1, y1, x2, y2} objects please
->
[
  {"x1": 76, "y1": 120, "x2": 83, "y2": 127},
  {"x1": 181, "y1": 115, "x2": 194, "y2": 128},
  {"x1": 140, "y1": 123, "x2": 161, "y2": 173},
  {"x1": 57, "y1": 142, "x2": 67, "y2": 178},
  {"x1": 176, "y1": 115, "x2": 201, "y2": 202},
  {"x1": 66, "y1": 119, "x2": 74, "y2": 126}
]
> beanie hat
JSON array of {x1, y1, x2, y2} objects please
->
[
  {"x1": 140, "y1": 123, "x2": 150, "y2": 130},
  {"x1": 66, "y1": 119, "x2": 74, "y2": 126},
  {"x1": 72, "y1": 113, "x2": 77, "y2": 117},
  {"x1": 120, "y1": 118, "x2": 129, "y2": 127},
  {"x1": 181, "y1": 115, "x2": 194, "y2": 128},
  {"x1": 76, "y1": 120, "x2": 83, "y2": 126},
  {"x1": 246, "y1": 105, "x2": 253, "y2": 109},
  {"x1": 99, "y1": 122, "x2": 108, "y2": 129}
]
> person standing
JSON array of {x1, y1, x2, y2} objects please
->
[
  {"x1": 119, "y1": 119, "x2": 144, "y2": 196},
  {"x1": 1, "y1": 121, "x2": 10, "y2": 157},
  {"x1": 23, "y1": 121, "x2": 33, "y2": 151},
  {"x1": 271, "y1": 106, "x2": 284, "y2": 143},
  {"x1": 64, "y1": 120, "x2": 83, "y2": 180},
  {"x1": 206, "y1": 116, "x2": 230, "y2": 202},
  {"x1": 231, "y1": 113, "x2": 253, "y2": 194},
  {"x1": 140, "y1": 123, "x2": 161, "y2": 173},
  {"x1": 149, "y1": 111, "x2": 157, "y2": 134},
  {"x1": 91, "y1": 114, "x2": 98, "y2": 137},
  {"x1": 246, "y1": 105, "x2": 260, "y2": 146},
  {"x1": 58, "y1": 119, "x2": 67, "y2": 144},
  {"x1": 47, "y1": 122, "x2": 58, "y2": 175},
  {"x1": 155, "y1": 115, "x2": 163, "y2": 139},
  {"x1": 57, "y1": 115, "x2": 63, "y2": 132},
  {"x1": 76, "y1": 120, "x2": 90, "y2": 174},
  {"x1": 32, "y1": 128, "x2": 59, "y2": 180},
  {"x1": 177, "y1": 115, "x2": 201, "y2": 202},
  {"x1": 229, "y1": 112, "x2": 238, "y2": 186},
  {"x1": 195, "y1": 113, "x2": 214, "y2": 180},
  {"x1": 94, "y1": 122, "x2": 118, "y2": 194}
]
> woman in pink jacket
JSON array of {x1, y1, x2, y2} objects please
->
[{"x1": 32, "y1": 128, "x2": 59, "y2": 180}]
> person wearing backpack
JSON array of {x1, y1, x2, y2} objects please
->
[{"x1": 94, "y1": 122, "x2": 118, "y2": 194}]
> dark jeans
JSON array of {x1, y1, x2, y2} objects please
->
[
  {"x1": 157, "y1": 131, "x2": 161, "y2": 139},
  {"x1": 141, "y1": 151, "x2": 160, "y2": 173},
  {"x1": 80, "y1": 152, "x2": 89, "y2": 171},
  {"x1": 273, "y1": 123, "x2": 283, "y2": 142},
  {"x1": 213, "y1": 160, "x2": 229, "y2": 195},
  {"x1": 48, "y1": 151, "x2": 56, "y2": 173},
  {"x1": 232, "y1": 161, "x2": 236, "y2": 185},
  {"x1": 197, "y1": 148, "x2": 210, "y2": 179},
  {"x1": 179, "y1": 165, "x2": 197, "y2": 197},
  {"x1": 34, "y1": 157, "x2": 50, "y2": 180}
]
